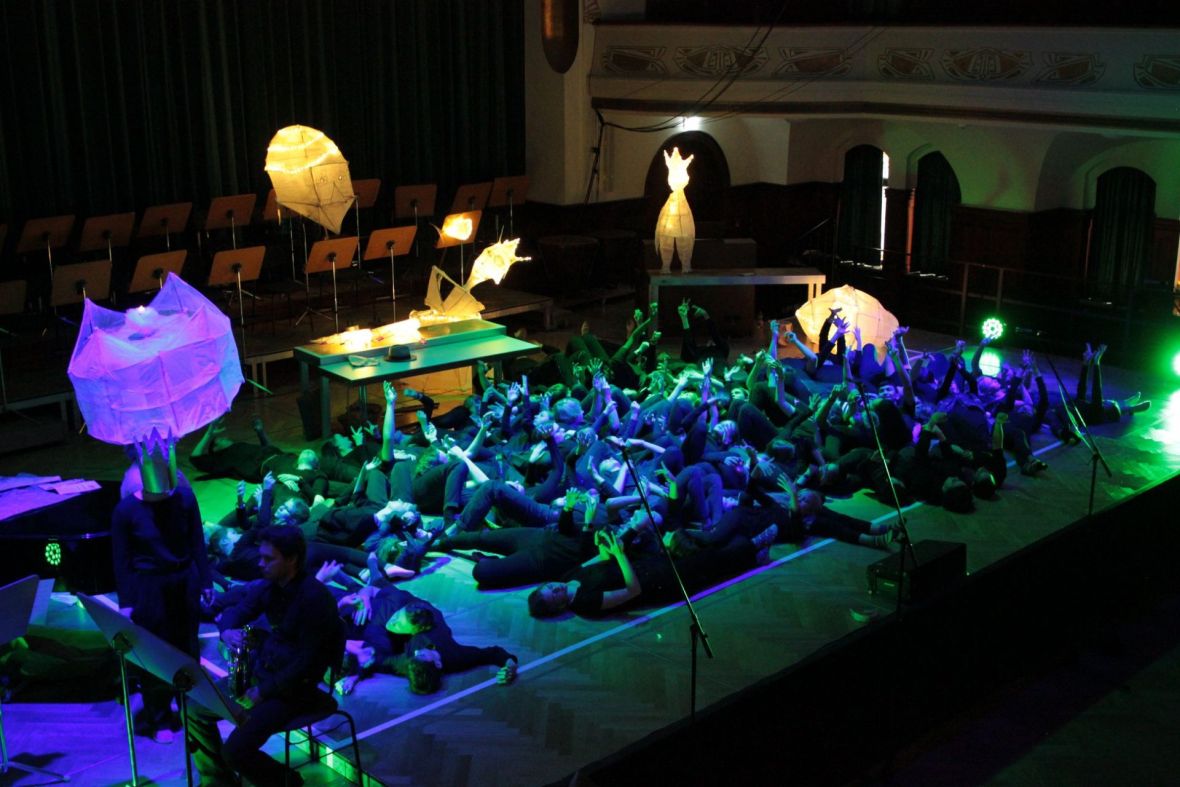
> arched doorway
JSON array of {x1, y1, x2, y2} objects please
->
[
  {"x1": 643, "y1": 131, "x2": 731, "y2": 239},
  {"x1": 1088, "y1": 167, "x2": 1155, "y2": 304},
  {"x1": 911, "y1": 151, "x2": 961, "y2": 276}
]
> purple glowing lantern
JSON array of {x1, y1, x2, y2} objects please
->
[{"x1": 67, "y1": 275, "x2": 244, "y2": 445}]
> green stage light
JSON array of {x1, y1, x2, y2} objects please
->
[
  {"x1": 981, "y1": 317, "x2": 1004, "y2": 341},
  {"x1": 45, "y1": 540, "x2": 62, "y2": 567},
  {"x1": 1172, "y1": 349, "x2": 1180, "y2": 378}
]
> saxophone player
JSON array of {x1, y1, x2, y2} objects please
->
[{"x1": 188, "y1": 526, "x2": 340, "y2": 787}]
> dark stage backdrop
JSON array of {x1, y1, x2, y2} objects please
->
[{"x1": 0, "y1": 0, "x2": 525, "y2": 222}]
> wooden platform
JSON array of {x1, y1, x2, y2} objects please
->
[{"x1": 1, "y1": 337, "x2": 1179, "y2": 786}]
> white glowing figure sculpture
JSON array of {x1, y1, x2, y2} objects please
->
[
  {"x1": 467, "y1": 238, "x2": 531, "y2": 288},
  {"x1": 413, "y1": 239, "x2": 531, "y2": 322},
  {"x1": 264, "y1": 125, "x2": 356, "y2": 234},
  {"x1": 655, "y1": 146, "x2": 695, "y2": 274}
]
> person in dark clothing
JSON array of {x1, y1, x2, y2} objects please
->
[
  {"x1": 188, "y1": 527, "x2": 340, "y2": 787},
  {"x1": 332, "y1": 581, "x2": 517, "y2": 695},
  {"x1": 111, "y1": 437, "x2": 211, "y2": 743},
  {"x1": 439, "y1": 489, "x2": 600, "y2": 588}
]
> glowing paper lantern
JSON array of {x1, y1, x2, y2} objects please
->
[
  {"x1": 442, "y1": 215, "x2": 474, "y2": 243},
  {"x1": 467, "y1": 238, "x2": 530, "y2": 288},
  {"x1": 264, "y1": 125, "x2": 356, "y2": 234},
  {"x1": 793, "y1": 284, "x2": 899, "y2": 350},
  {"x1": 655, "y1": 147, "x2": 695, "y2": 274},
  {"x1": 67, "y1": 275, "x2": 243, "y2": 445}
]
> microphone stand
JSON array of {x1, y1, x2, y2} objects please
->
[
  {"x1": 853, "y1": 381, "x2": 917, "y2": 618},
  {"x1": 1031, "y1": 338, "x2": 1111, "y2": 517},
  {"x1": 617, "y1": 442, "x2": 715, "y2": 721}
]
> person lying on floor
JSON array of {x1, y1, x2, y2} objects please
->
[
  {"x1": 325, "y1": 569, "x2": 517, "y2": 695},
  {"x1": 526, "y1": 522, "x2": 768, "y2": 618}
]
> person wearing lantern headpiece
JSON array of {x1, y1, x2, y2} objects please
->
[{"x1": 110, "y1": 430, "x2": 212, "y2": 744}]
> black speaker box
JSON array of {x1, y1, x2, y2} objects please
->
[{"x1": 867, "y1": 539, "x2": 966, "y2": 603}]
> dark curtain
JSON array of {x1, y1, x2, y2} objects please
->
[
  {"x1": 0, "y1": 0, "x2": 525, "y2": 223},
  {"x1": 1088, "y1": 167, "x2": 1155, "y2": 304},
  {"x1": 836, "y1": 144, "x2": 883, "y2": 264},
  {"x1": 911, "y1": 151, "x2": 960, "y2": 275}
]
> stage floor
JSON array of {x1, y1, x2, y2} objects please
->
[{"x1": 2, "y1": 318, "x2": 1179, "y2": 786}]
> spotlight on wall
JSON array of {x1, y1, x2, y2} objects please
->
[{"x1": 681, "y1": 116, "x2": 702, "y2": 131}]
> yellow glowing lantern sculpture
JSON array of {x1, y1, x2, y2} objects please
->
[
  {"x1": 655, "y1": 147, "x2": 695, "y2": 274},
  {"x1": 264, "y1": 125, "x2": 355, "y2": 234},
  {"x1": 414, "y1": 239, "x2": 531, "y2": 322},
  {"x1": 794, "y1": 284, "x2": 900, "y2": 351}
]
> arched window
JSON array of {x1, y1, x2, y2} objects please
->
[
  {"x1": 911, "y1": 151, "x2": 961, "y2": 276},
  {"x1": 837, "y1": 145, "x2": 886, "y2": 265},
  {"x1": 1088, "y1": 167, "x2": 1155, "y2": 304}
]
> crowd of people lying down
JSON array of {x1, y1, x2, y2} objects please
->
[{"x1": 143, "y1": 299, "x2": 1151, "y2": 703}]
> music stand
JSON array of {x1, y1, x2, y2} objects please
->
[
  {"x1": 79, "y1": 212, "x2": 136, "y2": 265},
  {"x1": 51, "y1": 260, "x2": 112, "y2": 306},
  {"x1": 395, "y1": 184, "x2": 437, "y2": 260},
  {"x1": 363, "y1": 226, "x2": 417, "y2": 320},
  {"x1": 488, "y1": 175, "x2": 530, "y2": 237},
  {"x1": 0, "y1": 576, "x2": 66, "y2": 782},
  {"x1": 17, "y1": 216, "x2": 75, "y2": 295},
  {"x1": 305, "y1": 236, "x2": 359, "y2": 333},
  {"x1": 209, "y1": 246, "x2": 265, "y2": 357},
  {"x1": 353, "y1": 178, "x2": 381, "y2": 212},
  {"x1": 262, "y1": 190, "x2": 300, "y2": 284},
  {"x1": 449, "y1": 182, "x2": 492, "y2": 215},
  {"x1": 204, "y1": 194, "x2": 257, "y2": 250},
  {"x1": 128, "y1": 250, "x2": 186, "y2": 294},
  {"x1": 0, "y1": 279, "x2": 26, "y2": 411},
  {"x1": 435, "y1": 210, "x2": 482, "y2": 283},
  {"x1": 138, "y1": 202, "x2": 192, "y2": 251},
  {"x1": 79, "y1": 594, "x2": 244, "y2": 787}
]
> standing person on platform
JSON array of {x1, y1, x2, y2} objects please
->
[
  {"x1": 111, "y1": 431, "x2": 211, "y2": 744},
  {"x1": 189, "y1": 526, "x2": 340, "y2": 787}
]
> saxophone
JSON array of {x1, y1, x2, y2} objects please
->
[{"x1": 227, "y1": 624, "x2": 259, "y2": 700}]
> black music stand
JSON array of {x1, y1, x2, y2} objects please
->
[
  {"x1": 204, "y1": 194, "x2": 257, "y2": 250},
  {"x1": 128, "y1": 250, "x2": 186, "y2": 295},
  {"x1": 435, "y1": 210, "x2": 482, "y2": 283},
  {"x1": 450, "y1": 182, "x2": 492, "y2": 214},
  {"x1": 352, "y1": 178, "x2": 381, "y2": 235},
  {"x1": 51, "y1": 259, "x2": 112, "y2": 306},
  {"x1": 263, "y1": 189, "x2": 300, "y2": 285},
  {"x1": 209, "y1": 246, "x2": 265, "y2": 361},
  {"x1": 80, "y1": 594, "x2": 244, "y2": 787},
  {"x1": 138, "y1": 202, "x2": 192, "y2": 251},
  {"x1": 79, "y1": 212, "x2": 136, "y2": 264},
  {"x1": 488, "y1": 175, "x2": 530, "y2": 237},
  {"x1": 304, "y1": 236, "x2": 359, "y2": 333},
  {"x1": 0, "y1": 279, "x2": 26, "y2": 411},
  {"x1": 394, "y1": 184, "x2": 437, "y2": 263},
  {"x1": 17, "y1": 215, "x2": 75, "y2": 309},
  {"x1": 363, "y1": 225, "x2": 417, "y2": 321},
  {"x1": 0, "y1": 576, "x2": 66, "y2": 783}
]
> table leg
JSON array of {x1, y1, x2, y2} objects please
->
[
  {"x1": 358, "y1": 383, "x2": 368, "y2": 416},
  {"x1": 320, "y1": 375, "x2": 331, "y2": 440}
]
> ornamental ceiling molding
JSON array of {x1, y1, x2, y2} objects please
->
[
  {"x1": 1134, "y1": 55, "x2": 1180, "y2": 89},
  {"x1": 599, "y1": 40, "x2": 1175, "y2": 92}
]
